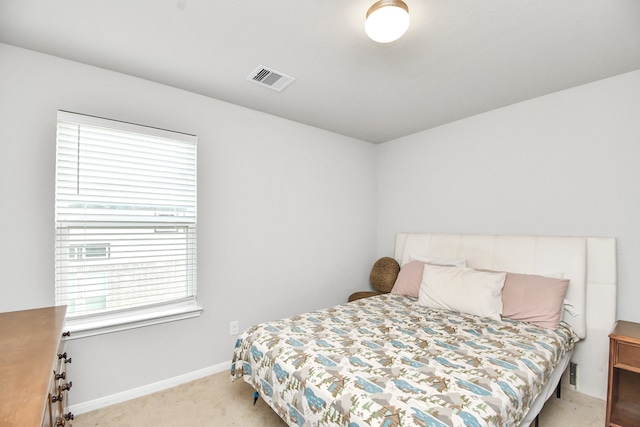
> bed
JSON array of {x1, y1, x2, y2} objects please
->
[{"x1": 231, "y1": 233, "x2": 617, "y2": 427}]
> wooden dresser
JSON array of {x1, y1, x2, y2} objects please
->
[
  {"x1": 0, "y1": 306, "x2": 73, "y2": 427},
  {"x1": 606, "y1": 320, "x2": 640, "y2": 427}
]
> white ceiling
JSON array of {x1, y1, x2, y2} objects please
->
[{"x1": 1, "y1": 0, "x2": 639, "y2": 143}]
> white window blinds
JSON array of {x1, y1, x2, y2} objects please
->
[{"x1": 55, "y1": 111, "x2": 197, "y2": 319}]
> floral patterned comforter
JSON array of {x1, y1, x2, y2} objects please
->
[{"x1": 231, "y1": 294, "x2": 576, "y2": 427}]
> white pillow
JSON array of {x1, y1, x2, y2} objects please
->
[
  {"x1": 418, "y1": 264, "x2": 506, "y2": 321},
  {"x1": 409, "y1": 254, "x2": 467, "y2": 267}
]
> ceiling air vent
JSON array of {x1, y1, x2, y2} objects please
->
[{"x1": 247, "y1": 65, "x2": 295, "y2": 92}]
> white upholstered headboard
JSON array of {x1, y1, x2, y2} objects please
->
[{"x1": 394, "y1": 233, "x2": 617, "y2": 399}]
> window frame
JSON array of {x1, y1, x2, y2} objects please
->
[{"x1": 55, "y1": 111, "x2": 202, "y2": 339}]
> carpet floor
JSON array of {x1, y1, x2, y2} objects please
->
[{"x1": 73, "y1": 371, "x2": 605, "y2": 426}]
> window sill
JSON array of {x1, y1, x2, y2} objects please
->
[{"x1": 63, "y1": 303, "x2": 203, "y2": 340}]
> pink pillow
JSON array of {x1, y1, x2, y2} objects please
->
[
  {"x1": 501, "y1": 272, "x2": 570, "y2": 329},
  {"x1": 390, "y1": 261, "x2": 424, "y2": 298}
]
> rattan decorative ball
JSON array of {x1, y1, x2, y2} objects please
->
[{"x1": 369, "y1": 257, "x2": 400, "y2": 293}]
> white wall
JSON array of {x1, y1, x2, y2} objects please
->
[
  {"x1": 0, "y1": 43, "x2": 377, "y2": 405},
  {"x1": 376, "y1": 70, "x2": 640, "y2": 397},
  {"x1": 376, "y1": 69, "x2": 640, "y2": 323}
]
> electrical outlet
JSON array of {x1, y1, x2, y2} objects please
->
[
  {"x1": 230, "y1": 320, "x2": 239, "y2": 336},
  {"x1": 569, "y1": 362, "x2": 577, "y2": 386}
]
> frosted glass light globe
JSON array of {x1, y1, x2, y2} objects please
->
[{"x1": 365, "y1": 1, "x2": 410, "y2": 43}]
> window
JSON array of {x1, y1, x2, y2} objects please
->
[
  {"x1": 69, "y1": 243, "x2": 111, "y2": 260},
  {"x1": 55, "y1": 111, "x2": 199, "y2": 337}
]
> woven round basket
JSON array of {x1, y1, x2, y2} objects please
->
[{"x1": 369, "y1": 257, "x2": 400, "y2": 293}]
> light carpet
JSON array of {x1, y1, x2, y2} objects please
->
[{"x1": 73, "y1": 371, "x2": 605, "y2": 426}]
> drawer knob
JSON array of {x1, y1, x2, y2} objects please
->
[
  {"x1": 64, "y1": 412, "x2": 74, "y2": 421},
  {"x1": 61, "y1": 381, "x2": 73, "y2": 391},
  {"x1": 51, "y1": 393, "x2": 63, "y2": 403},
  {"x1": 54, "y1": 371, "x2": 66, "y2": 380},
  {"x1": 62, "y1": 331, "x2": 71, "y2": 337},
  {"x1": 57, "y1": 352, "x2": 72, "y2": 364}
]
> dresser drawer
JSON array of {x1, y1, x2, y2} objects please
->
[
  {"x1": 49, "y1": 336, "x2": 73, "y2": 427},
  {"x1": 616, "y1": 341, "x2": 640, "y2": 372}
]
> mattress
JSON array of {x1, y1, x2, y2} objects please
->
[{"x1": 231, "y1": 294, "x2": 577, "y2": 427}]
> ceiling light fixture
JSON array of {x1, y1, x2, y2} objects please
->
[{"x1": 365, "y1": 0, "x2": 410, "y2": 43}]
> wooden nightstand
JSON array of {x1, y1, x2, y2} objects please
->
[{"x1": 606, "y1": 320, "x2": 640, "y2": 427}]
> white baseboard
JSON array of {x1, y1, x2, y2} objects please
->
[{"x1": 69, "y1": 361, "x2": 231, "y2": 415}]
